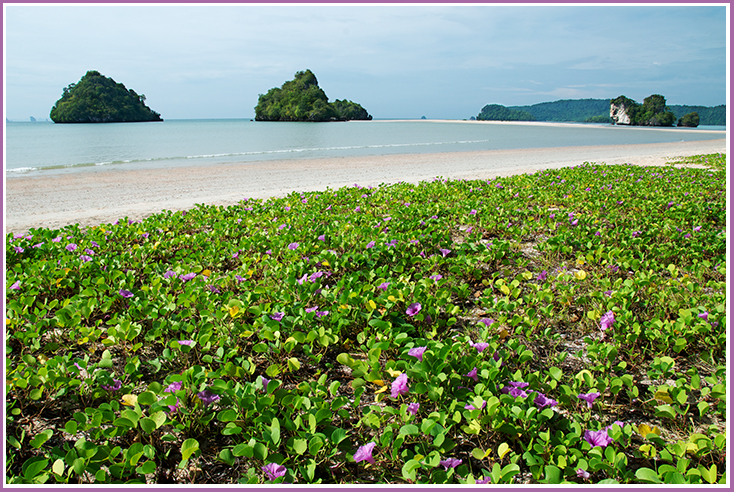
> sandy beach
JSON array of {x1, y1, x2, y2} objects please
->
[{"x1": 4, "y1": 138, "x2": 726, "y2": 234}]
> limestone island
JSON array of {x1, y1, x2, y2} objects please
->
[
  {"x1": 610, "y1": 94, "x2": 699, "y2": 128},
  {"x1": 255, "y1": 70, "x2": 372, "y2": 122},
  {"x1": 50, "y1": 71, "x2": 162, "y2": 123}
]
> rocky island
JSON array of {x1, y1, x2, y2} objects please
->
[
  {"x1": 610, "y1": 94, "x2": 699, "y2": 127},
  {"x1": 49, "y1": 71, "x2": 162, "y2": 123},
  {"x1": 255, "y1": 70, "x2": 371, "y2": 122}
]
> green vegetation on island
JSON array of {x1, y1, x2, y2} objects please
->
[
  {"x1": 50, "y1": 71, "x2": 162, "y2": 124},
  {"x1": 255, "y1": 70, "x2": 372, "y2": 122},
  {"x1": 610, "y1": 95, "x2": 677, "y2": 127},
  {"x1": 6, "y1": 154, "x2": 726, "y2": 485},
  {"x1": 477, "y1": 98, "x2": 725, "y2": 126}
]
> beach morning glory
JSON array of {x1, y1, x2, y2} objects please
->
[
  {"x1": 408, "y1": 346, "x2": 427, "y2": 361},
  {"x1": 406, "y1": 302, "x2": 421, "y2": 317},
  {"x1": 440, "y1": 458, "x2": 462, "y2": 471},
  {"x1": 391, "y1": 373, "x2": 409, "y2": 398},
  {"x1": 197, "y1": 390, "x2": 220, "y2": 406},
  {"x1": 578, "y1": 392, "x2": 601, "y2": 408},
  {"x1": 270, "y1": 312, "x2": 285, "y2": 321},
  {"x1": 259, "y1": 376, "x2": 271, "y2": 391},
  {"x1": 407, "y1": 402, "x2": 420, "y2": 416},
  {"x1": 476, "y1": 476, "x2": 492, "y2": 484},
  {"x1": 532, "y1": 391, "x2": 558, "y2": 408},
  {"x1": 179, "y1": 272, "x2": 196, "y2": 282},
  {"x1": 377, "y1": 282, "x2": 389, "y2": 291},
  {"x1": 477, "y1": 318, "x2": 494, "y2": 328},
  {"x1": 354, "y1": 442, "x2": 376, "y2": 465},
  {"x1": 262, "y1": 463, "x2": 287, "y2": 481},
  {"x1": 464, "y1": 367, "x2": 479, "y2": 382},
  {"x1": 10, "y1": 281, "x2": 20, "y2": 290},
  {"x1": 576, "y1": 469, "x2": 590, "y2": 479},
  {"x1": 439, "y1": 248, "x2": 451, "y2": 257},
  {"x1": 366, "y1": 240, "x2": 375, "y2": 249},
  {"x1": 465, "y1": 400, "x2": 487, "y2": 411},
  {"x1": 66, "y1": 243, "x2": 77, "y2": 252},
  {"x1": 119, "y1": 289, "x2": 134, "y2": 298},
  {"x1": 13, "y1": 246, "x2": 24, "y2": 253},
  {"x1": 470, "y1": 341, "x2": 489, "y2": 353},
  {"x1": 600, "y1": 311, "x2": 615, "y2": 331},
  {"x1": 164, "y1": 381, "x2": 182, "y2": 393},
  {"x1": 178, "y1": 340, "x2": 194, "y2": 346},
  {"x1": 102, "y1": 378, "x2": 122, "y2": 392},
  {"x1": 288, "y1": 242, "x2": 299, "y2": 250},
  {"x1": 584, "y1": 429, "x2": 614, "y2": 448}
]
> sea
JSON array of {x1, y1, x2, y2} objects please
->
[{"x1": 4, "y1": 119, "x2": 726, "y2": 178}]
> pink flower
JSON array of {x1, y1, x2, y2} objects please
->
[
  {"x1": 464, "y1": 367, "x2": 479, "y2": 382},
  {"x1": 407, "y1": 402, "x2": 420, "y2": 415},
  {"x1": 270, "y1": 312, "x2": 285, "y2": 321},
  {"x1": 164, "y1": 381, "x2": 182, "y2": 393},
  {"x1": 584, "y1": 429, "x2": 614, "y2": 448},
  {"x1": 288, "y1": 242, "x2": 299, "y2": 250},
  {"x1": 406, "y1": 302, "x2": 421, "y2": 317},
  {"x1": 440, "y1": 458, "x2": 462, "y2": 470},
  {"x1": 9, "y1": 281, "x2": 20, "y2": 290},
  {"x1": 578, "y1": 392, "x2": 601, "y2": 408},
  {"x1": 477, "y1": 318, "x2": 494, "y2": 328},
  {"x1": 470, "y1": 341, "x2": 489, "y2": 353},
  {"x1": 119, "y1": 289, "x2": 134, "y2": 298},
  {"x1": 178, "y1": 340, "x2": 194, "y2": 346},
  {"x1": 576, "y1": 469, "x2": 590, "y2": 479},
  {"x1": 262, "y1": 463, "x2": 287, "y2": 481},
  {"x1": 354, "y1": 442, "x2": 376, "y2": 464},
  {"x1": 600, "y1": 311, "x2": 615, "y2": 331},
  {"x1": 408, "y1": 346, "x2": 427, "y2": 361},
  {"x1": 391, "y1": 373, "x2": 409, "y2": 398},
  {"x1": 465, "y1": 400, "x2": 486, "y2": 411},
  {"x1": 377, "y1": 282, "x2": 389, "y2": 291},
  {"x1": 305, "y1": 305, "x2": 318, "y2": 313}
]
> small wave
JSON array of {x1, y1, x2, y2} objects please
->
[{"x1": 6, "y1": 139, "x2": 491, "y2": 173}]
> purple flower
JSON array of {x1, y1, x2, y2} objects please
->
[
  {"x1": 164, "y1": 270, "x2": 177, "y2": 279},
  {"x1": 179, "y1": 272, "x2": 197, "y2": 282},
  {"x1": 604, "y1": 420, "x2": 624, "y2": 432},
  {"x1": 693, "y1": 225, "x2": 701, "y2": 232},
  {"x1": 288, "y1": 242, "x2": 299, "y2": 250},
  {"x1": 407, "y1": 402, "x2": 420, "y2": 416},
  {"x1": 464, "y1": 367, "x2": 479, "y2": 382},
  {"x1": 532, "y1": 392, "x2": 558, "y2": 408},
  {"x1": 465, "y1": 400, "x2": 487, "y2": 411},
  {"x1": 698, "y1": 311, "x2": 709, "y2": 321},
  {"x1": 502, "y1": 382, "x2": 529, "y2": 398},
  {"x1": 13, "y1": 246, "x2": 24, "y2": 253},
  {"x1": 235, "y1": 275, "x2": 245, "y2": 284},
  {"x1": 366, "y1": 240, "x2": 375, "y2": 249},
  {"x1": 52, "y1": 236, "x2": 62, "y2": 242},
  {"x1": 576, "y1": 469, "x2": 590, "y2": 479},
  {"x1": 354, "y1": 442, "x2": 376, "y2": 465},
  {"x1": 305, "y1": 305, "x2": 318, "y2": 313},
  {"x1": 33, "y1": 243, "x2": 44, "y2": 248},
  {"x1": 119, "y1": 289, "x2": 134, "y2": 298},
  {"x1": 408, "y1": 346, "x2": 427, "y2": 361},
  {"x1": 600, "y1": 311, "x2": 615, "y2": 331},
  {"x1": 439, "y1": 248, "x2": 451, "y2": 257},
  {"x1": 262, "y1": 463, "x2": 287, "y2": 481},
  {"x1": 391, "y1": 373, "x2": 409, "y2": 398},
  {"x1": 164, "y1": 381, "x2": 182, "y2": 393},
  {"x1": 315, "y1": 310, "x2": 329, "y2": 317},
  {"x1": 197, "y1": 390, "x2": 220, "y2": 406},
  {"x1": 470, "y1": 341, "x2": 489, "y2": 353},
  {"x1": 206, "y1": 284, "x2": 221, "y2": 294},
  {"x1": 429, "y1": 274, "x2": 443, "y2": 282},
  {"x1": 66, "y1": 243, "x2": 78, "y2": 252},
  {"x1": 537, "y1": 270, "x2": 547, "y2": 281},
  {"x1": 9, "y1": 281, "x2": 20, "y2": 290},
  {"x1": 584, "y1": 429, "x2": 614, "y2": 448},
  {"x1": 178, "y1": 340, "x2": 194, "y2": 346},
  {"x1": 79, "y1": 255, "x2": 92, "y2": 262},
  {"x1": 477, "y1": 318, "x2": 495, "y2": 328},
  {"x1": 309, "y1": 271, "x2": 324, "y2": 282},
  {"x1": 578, "y1": 392, "x2": 601, "y2": 408},
  {"x1": 270, "y1": 312, "x2": 285, "y2": 321},
  {"x1": 440, "y1": 458, "x2": 462, "y2": 470},
  {"x1": 476, "y1": 476, "x2": 492, "y2": 484},
  {"x1": 469, "y1": 209, "x2": 477, "y2": 215},
  {"x1": 406, "y1": 302, "x2": 421, "y2": 317},
  {"x1": 101, "y1": 378, "x2": 122, "y2": 392},
  {"x1": 317, "y1": 234, "x2": 326, "y2": 241},
  {"x1": 377, "y1": 282, "x2": 389, "y2": 291},
  {"x1": 259, "y1": 376, "x2": 271, "y2": 391}
]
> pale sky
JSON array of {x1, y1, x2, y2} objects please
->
[{"x1": 3, "y1": 3, "x2": 728, "y2": 121}]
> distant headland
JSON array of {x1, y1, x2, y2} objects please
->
[
  {"x1": 255, "y1": 70, "x2": 372, "y2": 122},
  {"x1": 49, "y1": 71, "x2": 163, "y2": 124},
  {"x1": 476, "y1": 96, "x2": 725, "y2": 126}
]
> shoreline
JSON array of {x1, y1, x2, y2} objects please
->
[{"x1": 4, "y1": 138, "x2": 726, "y2": 234}]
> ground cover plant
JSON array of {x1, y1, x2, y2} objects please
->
[{"x1": 5, "y1": 153, "x2": 727, "y2": 484}]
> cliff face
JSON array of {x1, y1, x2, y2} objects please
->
[{"x1": 609, "y1": 102, "x2": 632, "y2": 125}]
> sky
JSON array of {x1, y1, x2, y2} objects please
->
[{"x1": 3, "y1": 3, "x2": 729, "y2": 121}]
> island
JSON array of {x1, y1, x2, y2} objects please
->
[
  {"x1": 49, "y1": 71, "x2": 162, "y2": 123},
  {"x1": 254, "y1": 70, "x2": 372, "y2": 122}
]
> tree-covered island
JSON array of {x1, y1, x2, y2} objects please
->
[
  {"x1": 255, "y1": 70, "x2": 372, "y2": 122},
  {"x1": 49, "y1": 71, "x2": 162, "y2": 123}
]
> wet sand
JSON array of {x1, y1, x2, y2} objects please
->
[{"x1": 4, "y1": 138, "x2": 726, "y2": 234}]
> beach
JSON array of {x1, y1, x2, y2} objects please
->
[{"x1": 4, "y1": 138, "x2": 726, "y2": 234}]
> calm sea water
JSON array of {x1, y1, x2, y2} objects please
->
[{"x1": 4, "y1": 119, "x2": 726, "y2": 177}]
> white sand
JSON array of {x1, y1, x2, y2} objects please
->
[{"x1": 4, "y1": 138, "x2": 726, "y2": 234}]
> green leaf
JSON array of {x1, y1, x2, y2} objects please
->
[
  {"x1": 401, "y1": 459, "x2": 421, "y2": 481},
  {"x1": 64, "y1": 420, "x2": 78, "y2": 435},
  {"x1": 136, "y1": 461, "x2": 156, "y2": 475},
  {"x1": 181, "y1": 438, "x2": 200, "y2": 461},
  {"x1": 137, "y1": 391, "x2": 157, "y2": 406},
  {"x1": 399, "y1": 424, "x2": 420, "y2": 436},
  {"x1": 52, "y1": 459, "x2": 65, "y2": 477},
  {"x1": 543, "y1": 465, "x2": 561, "y2": 484},
  {"x1": 287, "y1": 357, "x2": 301, "y2": 372},
  {"x1": 30, "y1": 429, "x2": 53, "y2": 449},
  {"x1": 635, "y1": 467, "x2": 662, "y2": 483},
  {"x1": 218, "y1": 409, "x2": 239, "y2": 422},
  {"x1": 270, "y1": 418, "x2": 281, "y2": 447},
  {"x1": 139, "y1": 417, "x2": 157, "y2": 434},
  {"x1": 655, "y1": 404, "x2": 677, "y2": 419}
]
